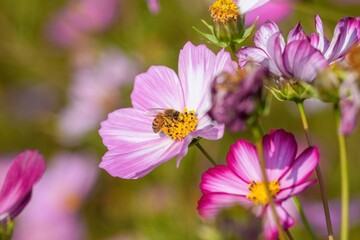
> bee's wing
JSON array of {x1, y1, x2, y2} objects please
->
[{"x1": 144, "y1": 108, "x2": 165, "y2": 117}]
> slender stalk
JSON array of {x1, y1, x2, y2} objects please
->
[
  {"x1": 293, "y1": 196, "x2": 316, "y2": 240},
  {"x1": 195, "y1": 142, "x2": 217, "y2": 166},
  {"x1": 286, "y1": 229, "x2": 294, "y2": 240},
  {"x1": 335, "y1": 105, "x2": 349, "y2": 240},
  {"x1": 296, "y1": 101, "x2": 334, "y2": 240},
  {"x1": 252, "y1": 124, "x2": 287, "y2": 240}
]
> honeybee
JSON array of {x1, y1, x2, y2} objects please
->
[{"x1": 145, "y1": 108, "x2": 180, "y2": 133}]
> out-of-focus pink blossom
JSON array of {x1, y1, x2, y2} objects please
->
[
  {"x1": 0, "y1": 151, "x2": 45, "y2": 223},
  {"x1": 47, "y1": 0, "x2": 118, "y2": 47},
  {"x1": 245, "y1": 0, "x2": 294, "y2": 27},
  {"x1": 13, "y1": 152, "x2": 98, "y2": 240},
  {"x1": 58, "y1": 48, "x2": 138, "y2": 145},
  {"x1": 147, "y1": 0, "x2": 160, "y2": 14}
]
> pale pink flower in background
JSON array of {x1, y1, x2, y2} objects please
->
[
  {"x1": 147, "y1": 0, "x2": 160, "y2": 14},
  {"x1": 198, "y1": 130, "x2": 319, "y2": 240},
  {"x1": 99, "y1": 41, "x2": 237, "y2": 179},
  {"x1": 47, "y1": 0, "x2": 118, "y2": 47},
  {"x1": 13, "y1": 152, "x2": 98, "y2": 240},
  {"x1": 58, "y1": 48, "x2": 138, "y2": 145},
  {"x1": 245, "y1": 0, "x2": 294, "y2": 27},
  {"x1": 0, "y1": 151, "x2": 45, "y2": 223}
]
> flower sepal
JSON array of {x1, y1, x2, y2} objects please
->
[
  {"x1": 0, "y1": 219, "x2": 14, "y2": 240},
  {"x1": 193, "y1": 18, "x2": 257, "y2": 48},
  {"x1": 267, "y1": 80, "x2": 317, "y2": 102}
]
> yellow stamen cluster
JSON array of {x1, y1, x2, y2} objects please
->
[
  {"x1": 246, "y1": 180, "x2": 281, "y2": 205},
  {"x1": 162, "y1": 108, "x2": 198, "y2": 141},
  {"x1": 209, "y1": 0, "x2": 240, "y2": 23}
]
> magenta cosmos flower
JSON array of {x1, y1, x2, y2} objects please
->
[
  {"x1": 198, "y1": 129, "x2": 319, "y2": 240},
  {"x1": 147, "y1": 0, "x2": 160, "y2": 15},
  {"x1": 237, "y1": 15, "x2": 360, "y2": 83},
  {"x1": 0, "y1": 150, "x2": 45, "y2": 223},
  {"x1": 99, "y1": 41, "x2": 237, "y2": 179}
]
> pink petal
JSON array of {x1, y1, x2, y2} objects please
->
[
  {"x1": 178, "y1": 42, "x2": 237, "y2": 114},
  {"x1": 312, "y1": 14, "x2": 330, "y2": 53},
  {"x1": 147, "y1": 0, "x2": 160, "y2": 15},
  {"x1": 192, "y1": 115, "x2": 224, "y2": 140},
  {"x1": 278, "y1": 147, "x2": 319, "y2": 189},
  {"x1": 276, "y1": 180, "x2": 316, "y2": 201},
  {"x1": 262, "y1": 129, "x2": 297, "y2": 182},
  {"x1": 0, "y1": 151, "x2": 45, "y2": 220},
  {"x1": 198, "y1": 193, "x2": 251, "y2": 219},
  {"x1": 287, "y1": 23, "x2": 308, "y2": 43},
  {"x1": 131, "y1": 66, "x2": 185, "y2": 111},
  {"x1": 227, "y1": 140, "x2": 262, "y2": 183},
  {"x1": 99, "y1": 108, "x2": 160, "y2": 150},
  {"x1": 283, "y1": 40, "x2": 328, "y2": 82},
  {"x1": 99, "y1": 136, "x2": 182, "y2": 179},
  {"x1": 263, "y1": 204, "x2": 295, "y2": 240},
  {"x1": 254, "y1": 21, "x2": 281, "y2": 53},
  {"x1": 175, "y1": 136, "x2": 192, "y2": 167},
  {"x1": 200, "y1": 165, "x2": 249, "y2": 195},
  {"x1": 245, "y1": 0, "x2": 293, "y2": 27},
  {"x1": 266, "y1": 32, "x2": 288, "y2": 77},
  {"x1": 325, "y1": 17, "x2": 360, "y2": 63},
  {"x1": 235, "y1": 0, "x2": 270, "y2": 14},
  {"x1": 236, "y1": 47, "x2": 270, "y2": 68}
]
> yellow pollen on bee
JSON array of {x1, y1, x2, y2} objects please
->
[
  {"x1": 246, "y1": 180, "x2": 281, "y2": 205},
  {"x1": 161, "y1": 108, "x2": 198, "y2": 141},
  {"x1": 209, "y1": 0, "x2": 240, "y2": 23}
]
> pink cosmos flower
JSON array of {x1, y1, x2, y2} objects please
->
[
  {"x1": 237, "y1": 15, "x2": 360, "y2": 82},
  {"x1": 0, "y1": 150, "x2": 45, "y2": 223},
  {"x1": 58, "y1": 48, "x2": 138, "y2": 145},
  {"x1": 13, "y1": 152, "x2": 98, "y2": 240},
  {"x1": 197, "y1": 129, "x2": 319, "y2": 240},
  {"x1": 147, "y1": 0, "x2": 160, "y2": 15},
  {"x1": 47, "y1": 0, "x2": 118, "y2": 47},
  {"x1": 99, "y1": 41, "x2": 237, "y2": 179}
]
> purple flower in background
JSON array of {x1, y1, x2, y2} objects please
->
[
  {"x1": 245, "y1": 0, "x2": 294, "y2": 27},
  {"x1": 0, "y1": 150, "x2": 45, "y2": 223},
  {"x1": 209, "y1": 63, "x2": 267, "y2": 132},
  {"x1": 47, "y1": 0, "x2": 118, "y2": 47},
  {"x1": 99, "y1": 42, "x2": 237, "y2": 179},
  {"x1": 237, "y1": 20, "x2": 329, "y2": 83},
  {"x1": 58, "y1": 48, "x2": 138, "y2": 145},
  {"x1": 13, "y1": 152, "x2": 98, "y2": 240},
  {"x1": 238, "y1": 15, "x2": 360, "y2": 83},
  {"x1": 147, "y1": 0, "x2": 160, "y2": 15},
  {"x1": 198, "y1": 130, "x2": 319, "y2": 240}
]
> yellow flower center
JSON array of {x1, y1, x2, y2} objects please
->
[
  {"x1": 246, "y1": 180, "x2": 281, "y2": 205},
  {"x1": 348, "y1": 44, "x2": 360, "y2": 73},
  {"x1": 209, "y1": 0, "x2": 240, "y2": 23},
  {"x1": 161, "y1": 108, "x2": 198, "y2": 141}
]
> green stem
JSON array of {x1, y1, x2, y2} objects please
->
[
  {"x1": 195, "y1": 142, "x2": 217, "y2": 166},
  {"x1": 335, "y1": 104, "x2": 349, "y2": 240},
  {"x1": 285, "y1": 229, "x2": 294, "y2": 240},
  {"x1": 293, "y1": 196, "x2": 316, "y2": 240},
  {"x1": 297, "y1": 101, "x2": 334, "y2": 240},
  {"x1": 252, "y1": 124, "x2": 287, "y2": 240}
]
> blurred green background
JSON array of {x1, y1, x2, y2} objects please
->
[{"x1": 0, "y1": 0, "x2": 360, "y2": 239}]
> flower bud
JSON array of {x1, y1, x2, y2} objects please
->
[{"x1": 209, "y1": 0, "x2": 244, "y2": 44}]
